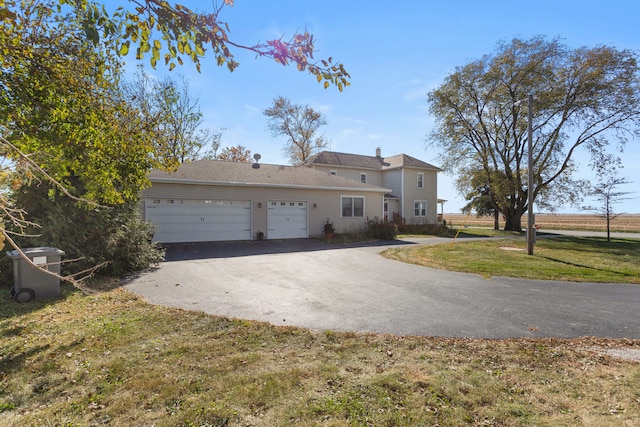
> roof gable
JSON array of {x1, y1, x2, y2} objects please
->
[{"x1": 382, "y1": 154, "x2": 443, "y2": 171}]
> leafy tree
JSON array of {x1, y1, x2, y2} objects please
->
[
  {"x1": 460, "y1": 168, "x2": 501, "y2": 230},
  {"x1": 217, "y1": 145, "x2": 252, "y2": 162},
  {"x1": 427, "y1": 37, "x2": 640, "y2": 231},
  {"x1": 121, "y1": 66, "x2": 223, "y2": 167},
  {"x1": 1, "y1": 3, "x2": 154, "y2": 206},
  {"x1": 1, "y1": 3, "x2": 163, "y2": 281},
  {"x1": 264, "y1": 96, "x2": 328, "y2": 165}
]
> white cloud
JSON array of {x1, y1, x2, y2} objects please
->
[{"x1": 243, "y1": 104, "x2": 261, "y2": 114}]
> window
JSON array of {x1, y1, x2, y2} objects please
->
[
  {"x1": 414, "y1": 200, "x2": 427, "y2": 217},
  {"x1": 360, "y1": 173, "x2": 367, "y2": 183},
  {"x1": 329, "y1": 170, "x2": 337, "y2": 176},
  {"x1": 417, "y1": 172, "x2": 424, "y2": 189},
  {"x1": 341, "y1": 196, "x2": 365, "y2": 218}
]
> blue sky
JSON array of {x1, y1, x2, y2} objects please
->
[{"x1": 128, "y1": 0, "x2": 639, "y2": 214}]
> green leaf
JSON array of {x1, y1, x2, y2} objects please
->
[
  {"x1": 84, "y1": 25, "x2": 100, "y2": 45},
  {"x1": 119, "y1": 42, "x2": 129, "y2": 56}
]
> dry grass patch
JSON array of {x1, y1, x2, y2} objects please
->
[{"x1": 1, "y1": 286, "x2": 640, "y2": 426}]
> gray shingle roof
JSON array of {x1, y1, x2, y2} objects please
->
[
  {"x1": 149, "y1": 160, "x2": 389, "y2": 192},
  {"x1": 304, "y1": 151, "x2": 442, "y2": 171},
  {"x1": 304, "y1": 151, "x2": 390, "y2": 169}
]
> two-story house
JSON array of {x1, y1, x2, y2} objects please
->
[
  {"x1": 304, "y1": 148, "x2": 443, "y2": 225},
  {"x1": 142, "y1": 149, "x2": 442, "y2": 243}
]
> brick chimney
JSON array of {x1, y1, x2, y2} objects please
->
[{"x1": 375, "y1": 147, "x2": 381, "y2": 158}]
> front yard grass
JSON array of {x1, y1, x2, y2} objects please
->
[
  {"x1": 383, "y1": 235, "x2": 640, "y2": 283},
  {"x1": 1, "y1": 286, "x2": 639, "y2": 426}
]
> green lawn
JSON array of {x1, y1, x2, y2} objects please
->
[{"x1": 384, "y1": 235, "x2": 640, "y2": 283}]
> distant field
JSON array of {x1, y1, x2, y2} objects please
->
[{"x1": 444, "y1": 213, "x2": 640, "y2": 233}]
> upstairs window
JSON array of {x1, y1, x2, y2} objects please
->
[
  {"x1": 360, "y1": 173, "x2": 367, "y2": 183},
  {"x1": 329, "y1": 170, "x2": 337, "y2": 176},
  {"x1": 417, "y1": 172, "x2": 424, "y2": 189}
]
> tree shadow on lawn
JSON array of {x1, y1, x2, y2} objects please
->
[{"x1": 537, "y1": 254, "x2": 639, "y2": 280}]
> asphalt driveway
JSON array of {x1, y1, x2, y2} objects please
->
[{"x1": 123, "y1": 236, "x2": 640, "y2": 339}]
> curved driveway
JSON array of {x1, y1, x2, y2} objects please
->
[{"x1": 124, "y1": 235, "x2": 640, "y2": 339}]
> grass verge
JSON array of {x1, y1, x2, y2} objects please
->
[
  {"x1": 0, "y1": 285, "x2": 639, "y2": 426},
  {"x1": 383, "y1": 235, "x2": 640, "y2": 283}
]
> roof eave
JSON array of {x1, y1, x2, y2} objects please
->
[{"x1": 149, "y1": 177, "x2": 391, "y2": 193}]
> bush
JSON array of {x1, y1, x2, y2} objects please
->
[
  {"x1": 7, "y1": 182, "x2": 164, "y2": 279},
  {"x1": 366, "y1": 217, "x2": 398, "y2": 240},
  {"x1": 100, "y1": 214, "x2": 165, "y2": 277}
]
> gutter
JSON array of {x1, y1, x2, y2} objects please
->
[{"x1": 149, "y1": 177, "x2": 392, "y2": 194}]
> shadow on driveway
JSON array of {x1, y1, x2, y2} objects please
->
[{"x1": 162, "y1": 238, "x2": 415, "y2": 262}]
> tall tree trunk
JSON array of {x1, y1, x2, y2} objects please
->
[
  {"x1": 503, "y1": 209, "x2": 524, "y2": 232},
  {"x1": 493, "y1": 211, "x2": 500, "y2": 230}
]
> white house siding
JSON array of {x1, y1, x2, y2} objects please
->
[
  {"x1": 310, "y1": 165, "x2": 384, "y2": 187},
  {"x1": 382, "y1": 169, "x2": 402, "y2": 219},
  {"x1": 143, "y1": 182, "x2": 385, "y2": 240},
  {"x1": 401, "y1": 168, "x2": 439, "y2": 224}
]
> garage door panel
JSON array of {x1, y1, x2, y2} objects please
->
[
  {"x1": 154, "y1": 222, "x2": 250, "y2": 233},
  {"x1": 267, "y1": 200, "x2": 308, "y2": 239},
  {"x1": 145, "y1": 198, "x2": 251, "y2": 243},
  {"x1": 149, "y1": 214, "x2": 251, "y2": 226}
]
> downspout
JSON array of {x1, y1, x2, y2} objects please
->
[{"x1": 400, "y1": 168, "x2": 405, "y2": 219}]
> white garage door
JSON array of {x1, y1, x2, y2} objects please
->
[
  {"x1": 267, "y1": 200, "x2": 308, "y2": 239},
  {"x1": 145, "y1": 198, "x2": 251, "y2": 243}
]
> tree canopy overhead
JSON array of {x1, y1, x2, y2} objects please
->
[
  {"x1": 428, "y1": 37, "x2": 640, "y2": 231},
  {"x1": 59, "y1": 0, "x2": 351, "y2": 90}
]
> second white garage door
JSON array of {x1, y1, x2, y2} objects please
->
[
  {"x1": 267, "y1": 200, "x2": 308, "y2": 239},
  {"x1": 145, "y1": 198, "x2": 251, "y2": 243}
]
